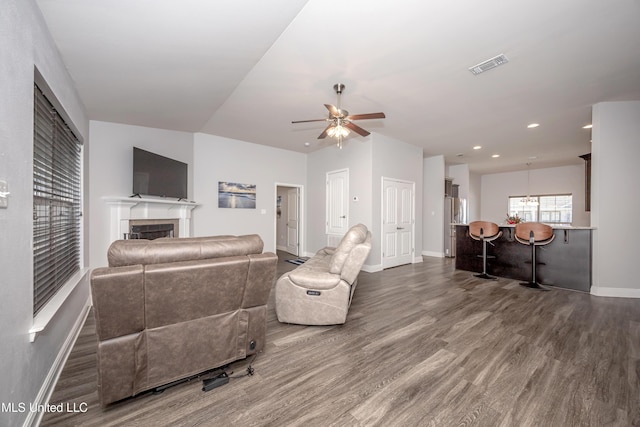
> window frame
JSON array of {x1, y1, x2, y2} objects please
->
[
  {"x1": 508, "y1": 193, "x2": 573, "y2": 225},
  {"x1": 33, "y1": 76, "x2": 84, "y2": 317}
]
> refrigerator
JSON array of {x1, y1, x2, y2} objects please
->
[{"x1": 444, "y1": 197, "x2": 467, "y2": 258}]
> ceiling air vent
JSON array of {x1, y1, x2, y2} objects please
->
[{"x1": 469, "y1": 54, "x2": 509, "y2": 75}]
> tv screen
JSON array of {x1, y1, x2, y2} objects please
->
[{"x1": 132, "y1": 147, "x2": 188, "y2": 199}]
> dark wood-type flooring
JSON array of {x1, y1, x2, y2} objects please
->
[{"x1": 41, "y1": 253, "x2": 640, "y2": 426}]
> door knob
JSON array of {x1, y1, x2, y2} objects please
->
[
  {"x1": 340, "y1": 215, "x2": 346, "y2": 219},
  {"x1": 397, "y1": 227, "x2": 404, "y2": 230}
]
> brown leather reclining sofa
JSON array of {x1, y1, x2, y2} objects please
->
[{"x1": 90, "y1": 234, "x2": 277, "y2": 406}]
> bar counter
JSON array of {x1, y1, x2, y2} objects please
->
[{"x1": 454, "y1": 224, "x2": 593, "y2": 292}]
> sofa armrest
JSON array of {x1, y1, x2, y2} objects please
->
[
  {"x1": 91, "y1": 265, "x2": 145, "y2": 341},
  {"x1": 317, "y1": 246, "x2": 336, "y2": 256},
  {"x1": 288, "y1": 269, "x2": 341, "y2": 290}
]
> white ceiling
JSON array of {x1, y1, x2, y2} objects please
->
[{"x1": 36, "y1": 0, "x2": 640, "y2": 174}]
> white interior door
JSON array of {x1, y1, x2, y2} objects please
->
[
  {"x1": 326, "y1": 169, "x2": 349, "y2": 242},
  {"x1": 286, "y1": 188, "x2": 299, "y2": 256},
  {"x1": 382, "y1": 178, "x2": 414, "y2": 269}
]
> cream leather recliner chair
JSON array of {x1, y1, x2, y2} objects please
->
[{"x1": 275, "y1": 224, "x2": 372, "y2": 325}]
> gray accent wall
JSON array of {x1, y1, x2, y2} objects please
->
[{"x1": 1, "y1": 1, "x2": 90, "y2": 426}]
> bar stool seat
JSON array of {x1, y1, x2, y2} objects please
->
[
  {"x1": 469, "y1": 221, "x2": 502, "y2": 280},
  {"x1": 515, "y1": 222, "x2": 555, "y2": 290}
]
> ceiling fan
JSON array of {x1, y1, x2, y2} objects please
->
[{"x1": 292, "y1": 83, "x2": 385, "y2": 148}]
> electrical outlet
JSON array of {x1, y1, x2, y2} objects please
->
[{"x1": 0, "y1": 180, "x2": 9, "y2": 209}]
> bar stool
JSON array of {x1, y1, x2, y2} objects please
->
[
  {"x1": 469, "y1": 221, "x2": 502, "y2": 280},
  {"x1": 515, "y1": 222, "x2": 555, "y2": 290}
]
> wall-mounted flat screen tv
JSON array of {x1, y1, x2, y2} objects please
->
[{"x1": 133, "y1": 147, "x2": 188, "y2": 199}]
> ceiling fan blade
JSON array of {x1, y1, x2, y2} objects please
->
[
  {"x1": 324, "y1": 104, "x2": 341, "y2": 117},
  {"x1": 318, "y1": 124, "x2": 334, "y2": 139},
  {"x1": 345, "y1": 122, "x2": 370, "y2": 137},
  {"x1": 292, "y1": 118, "x2": 329, "y2": 124},
  {"x1": 346, "y1": 112, "x2": 386, "y2": 121}
]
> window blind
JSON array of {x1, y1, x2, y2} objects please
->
[{"x1": 33, "y1": 84, "x2": 82, "y2": 315}]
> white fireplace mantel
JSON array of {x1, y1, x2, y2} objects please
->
[{"x1": 103, "y1": 196, "x2": 199, "y2": 242}]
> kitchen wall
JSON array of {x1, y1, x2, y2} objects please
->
[{"x1": 480, "y1": 164, "x2": 589, "y2": 226}]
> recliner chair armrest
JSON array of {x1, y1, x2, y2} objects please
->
[{"x1": 288, "y1": 269, "x2": 341, "y2": 290}]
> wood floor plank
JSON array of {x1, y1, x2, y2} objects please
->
[{"x1": 40, "y1": 254, "x2": 640, "y2": 426}]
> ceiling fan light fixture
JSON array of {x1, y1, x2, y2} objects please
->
[
  {"x1": 292, "y1": 83, "x2": 385, "y2": 148},
  {"x1": 327, "y1": 124, "x2": 350, "y2": 138}
]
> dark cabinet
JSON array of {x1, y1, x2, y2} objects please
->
[{"x1": 455, "y1": 225, "x2": 592, "y2": 292}]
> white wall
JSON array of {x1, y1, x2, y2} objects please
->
[
  {"x1": 422, "y1": 155, "x2": 445, "y2": 257},
  {"x1": 193, "y1": 133, "x2": 306, "y2": 253},
  {"x1": 1, "y1": 2, "x2": 90, "y2": 426},
  {"x1": 88, "y1": 121, "x2": 194, "y2": 267},
  {"x1": 480, "y1": 164, "x2": 589, "y2": 226},
  {"x1": 591, "y1": 101, "x2": 640, "y2": 297},
  {"x1": 306, "y1": 137, "x2": 373, "y2": 257},
  {"x1": 371, "y1": 133, "x2": 424, "y2": 266},
  {"x1": 468, "y1": 171, "x2": 481, "y2": 222}
]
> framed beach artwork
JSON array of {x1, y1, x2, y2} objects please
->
[{"x1": 218, "y1": 181, "x2": 256, "y2": 209}]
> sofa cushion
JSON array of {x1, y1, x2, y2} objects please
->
[{"x1": 329, "y1": 224, "x2": 368, "y2": 274}]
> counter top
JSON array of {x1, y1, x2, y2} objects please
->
[{"x1": 453, "y1": 223, "x2": 596, "y2": 230}]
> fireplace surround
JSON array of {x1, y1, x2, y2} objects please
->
[{"x1": 103, "y1": 196, "x2": 198, "y2": 243}]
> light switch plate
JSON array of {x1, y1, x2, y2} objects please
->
[{"x1": 0, "y1": 180, "x2": 8, "y2": 208}]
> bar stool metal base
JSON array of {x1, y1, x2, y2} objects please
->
[
  {"x1": 519, "y1": 281, "x2": 551, "y2": 291},
  {"x1": 475, "y1": 272, "x2": 498, "y2": 280}
]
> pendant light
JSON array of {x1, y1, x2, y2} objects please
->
[{"x1": 521, "y1": 162, "x2": 539, "y2": 206}]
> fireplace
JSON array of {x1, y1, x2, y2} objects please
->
[
  {"x1": 104, "y1": 197, "x2": 198, "y2": 243},
  {"x1": 128, "y1": 219, "x2": 179, "y2": 240}
]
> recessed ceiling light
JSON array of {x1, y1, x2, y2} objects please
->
[
  {"x1": 582, "y1": 124, "x2": 592, "y2": 129},
  {"x1": 492, "y1": 154, "x2": 500, "y2": 158},
  {"x1": 304, "y1": 142, "x2": 311, "y2": 147},
  {"x1": 473, "y1": 145, "x2": 482, "y2": 150},
  {"x1": 527, "y1": 123, "x2": 540, "y2": 128}
]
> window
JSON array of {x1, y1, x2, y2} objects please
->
[
  {"x1": 508, "y1": 194, "x2": 572, "y2": 225},
  {"x1": 33, "y1": 83, "x2": 82, "y2": 315}
]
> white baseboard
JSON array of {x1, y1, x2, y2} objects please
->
[
  {"x1": 422, "y1": 251, "x2": 445, "y2": 258},
  {"x1": 590, "y1": 286, "x2": 640, "y2": 299},
  {"x1": 362, "y1": 264, "x2": 382, "y2": 273},
  {"x1": 276, "y1": 245, "x2": 287, "y2": 252},
  {"x1": 413, "y1": 256, "x2": 424, "y2": 264},
  {"x1": 25, "y1": 296, "x2": 92, "y2": 427}
]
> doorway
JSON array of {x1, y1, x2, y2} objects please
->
[
  {"x1": 382, "y1": 177, "x2": 415, "y2": 269},
  {"x1": 326, "y1": 168, "x2": 349, "y2": 246},
  {"x1": 275, "y1": 184, "x2": 303, "y2": 257}
]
